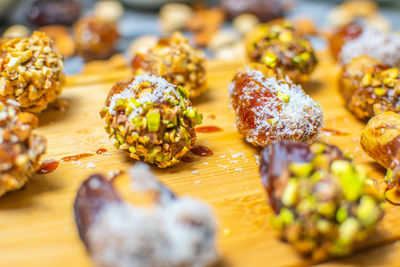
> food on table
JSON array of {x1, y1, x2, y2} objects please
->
[
  {"x1": 232, "y1": 13, "x2": 260, "y2": 36},
  {"x1": 337, "y1": 26, "x2": 400, "y2": 67},
  {"x1": 127, "y1": 35, "x2": 158, "y2": 60},
  {"x1": 159, "y1": 3, "x2": 193, "y2": 34},
  {"x1": 28, "y1": 0, "x2": 82, "y2": 26},
  {"x1": 0, "y1": 99, "x2": 46, "y2": 197},
  {"x1": 361, "y1": 111, "x2": 400, "y2": 201},
  {"x1": 339, "y1": 56, "x2": 400, "y2": 121},
  {"x1": 74, "y1": 163, "x2": 217, "y2": 267},
  {"x1": 329, "y1": 22, "x2": 363, "y2": 62},
  {"x1": 260, "y1": 141, "x2": 384, "y2": 260},
  {"x1": 0, "y1": 31, "x2": 65, "y2": 113},
  {"x1": 221, "y1": 0, "x2": 284, "y2": 22},
  {"x1": 186, "y1": 8, "x2": 225, "y2": 47},
  {"x1": 94, "y1": 0, "x2": 124, "y2": 23},
  {"x1": 131, "y1": 32, "x2": 207, "y2": 99},
  {"x1": 2, "y1": 25, "x2": 31, "y2": 39},
  {"x1": 100, "y1": 75, "x2": 202, "y2": 168},
  {"x1": 245, "y1": 20, "x2": 317, "y2": 83},
  {"x1": 73, "y1": 16, "x2": 119, "y2": 61},
  {"x1": 38, "y1": 25, "x2": 75, "y2": 58},
  {"x1": 229, "y1": 63, "x2": 323, "y2": 147}
]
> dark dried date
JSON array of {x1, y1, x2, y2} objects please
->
[{"x1": 28, "y1": 0, "x2": 81, "y2": 26}]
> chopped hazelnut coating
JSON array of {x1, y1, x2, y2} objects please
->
[
  {"x1": 339, "y1": 56, "x2": 400, "y2": 121},
  {"x1": 0, "y1": 99, "x2": 46, "y2": 197},
  {"x1": 101, "y1": 75, "x2": 203, "y2": 168},
  {"x1": 74, "y1": 16, "x2": 119, "y2": 61},
  {"x1": 0, "y1": 31, "x2": 65, "y2": 113},
  {"x1": 260, "y1": 141, "x2": 384, "y2": 260},
  {"x1": 229, "y1": 63, "x2": 323, "y2": 147},
  {"x1": 245, "y1": 20, "x2": 317, "y2": 83},
  {"x1": 131, "y1": 32, "x2": 207, "y2": 98}
]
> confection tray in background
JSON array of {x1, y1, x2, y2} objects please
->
[{"x1": 1, "y1": 51, "x2": 400, "y2": 267}]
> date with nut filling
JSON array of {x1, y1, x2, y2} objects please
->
[
  {"x1": 0, "y1": 99, "x2": 46, "y2": 196},
  {"x1": 131, "y1": 32, "x2": 206, "y2": 99},
  {"x1": 74, "y1": 163, "x2": 217, "y2": 267},
  {"x1": 339, "y1": 56, "x2": 400, "y2": 121},
  {"x1": 361, "y1": 111, "x2": 400, "y2": 203},
  {"x1": 260, "y1": 141, "x2": 384, "y2": 260},
  {"x1": 245, "y1": 20, "x2": 317, "y2": 83},
  {"x1": 100, "y1": 75, "x2": 202, "y2": 168},
  {"x1": 229, "y1": 63, "x2": 323, "y2": 147},
  {"x1": 0, "y1": 31, "x2": 65, "y2": 113}
]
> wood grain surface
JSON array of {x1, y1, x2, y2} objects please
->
[{"x1": 0, "y1": 52, "x2": 399, "y2": 267}]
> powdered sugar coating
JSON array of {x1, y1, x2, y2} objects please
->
[
  {"x1": 340, "y1": 27, "x2": 400, "y2": 67},
  {"x1": 230, "y1": 66, "x2": 323, "y2": 146}
]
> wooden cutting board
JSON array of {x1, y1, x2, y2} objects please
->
[{"x1": 0, "y1": 51, "x2": 400, "y2": 267}]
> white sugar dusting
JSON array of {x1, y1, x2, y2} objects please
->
[
  {"x1": 107, "y1": 75, "x2": 179, "y2": 117},
  {"x1": 230, "y1": 69, "x2": 323, "y2": 144},
  {"x1": 340, "y1": 27, "x2": 400, "y2": 67},
  {"x1": 87, "y1": 163, "x2": 218, "y2": 267},
  {"x1": 85, "y1": 162, "x2": 96, "y2": 169}
]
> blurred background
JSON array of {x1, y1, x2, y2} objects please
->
[{"x1": 1, "y1": 0, "x2": 400, "y2": 74}]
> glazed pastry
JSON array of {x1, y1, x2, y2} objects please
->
[
  {"x1": 229, "y1": 63, "x2": 323, "y2": 147},
  {"x1": 131, "y1": 32, "x2": 206, "y2": 98},
  {"x1": 100, "y1": 75, "x2": 202, "y2": 168},
  {"x1": 260, "y1": 141, "x2": 384, "y2": 260},
  {"x1": 73, "y1": 16, "x2": 119, "y2": 61},
  {"x1": 339, "y1": 56, "x2": 400, "y2": 121},
  {"x1": 332, "y1": 23, "x2": 400, "y2": 67},
  {"x1": 0, "y1": 31, "x2": 65, "y2": 113},
  {"x1": 0, "y1": 99, "x2": 46, "y2": 197},
  {"x1": 74, "y1": 163, "x2": 217, "y2": 267},
  {"x1": 245, "y1": 20, "x2": 317, "y2": 83},
  {"x1": 361, "y1": 111, "x2": 400, "y2": 202}
]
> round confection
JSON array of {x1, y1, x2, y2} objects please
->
[
  {"x1": 340, "y1": 26, "x2": 400, "y2": 67},
  {"x1": 73, "y1": 16, "x2": 119, "y2": 61},
  {"x1": 28, "y1": 0, "x2": 82, "y2": 26},
  {"x1": 260, "y1": 141, "x2": 384, "y2": 260},
  {"x1": 245, "y1": 20, "x2": 317, "y2": 83},
  {"x1": 0, "y1": 31, "x2": 65, "y2": 113},
  {"x1": 339, "y1": 55, "x2": 400, "y2": 121},
  {"x1": 101, "y1": 75, "x2": 203, "y2": 168},
  {"x1": 131, "y1": 32, "x2": 206, "y2": 99},
  {"x1": 229, "y1": 63, "x2": 323, "y2": 147},
  {"x1": 0, "y1": 99, "x2": 46, "y2": 197},
  {"x1": 329, "y1": 22, "x2": 363, "y2": 62},
  {"x1": 221, "y1": 0, "x2": 284, "y2": 22}
]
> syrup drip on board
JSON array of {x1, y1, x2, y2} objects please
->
[
  {"x1": 191, "y1": 145, "x2": 214, "y2": 157},
  {"x1": 36, "y1": 160, "x2": 60, "y2": 174},
  {"x1": 195, "y1": 126, "x2": 223, "y2": 133}
]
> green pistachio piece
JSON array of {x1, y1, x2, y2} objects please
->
[
  {"x1": 277, "y1": 91, "x2": 290, "y2": 103},
  {"x1": 358, "y1": 195, "x2": 380, "y2": 227},
  {"x1": 289, "y1": 162, "x2": 313, "y2": 177},
  {"x1": 193, "y1": 110, "x2": 203, "y2": 125},
  {"x1": 361, "y1": 73, "x2": 372, "y2": 87},
  {"x1": 374, "y1": 87, "x2": 387, "y2": 96},
  {"x1": 336, "y1": 206, "x2": 348, "y2": 223},
  {"x1": 115, "y1": 98, "x2": 128, "y2": 109},
  {"x1": 129, "y1": 146, "x2": 136, "y2": 154},
  {"x1": 300, "y1": 52, "x2": 310, "y2": 62},
  {"x1": 339, "y1": 218, "x2": 360, "y2": 245},
  {"x1": 116, "y1": 132, "x2": 125, "y2": 144},
  {"x1": 310, "y1": 143, "x2": 325, "y2": 154},
  {"x1": 381, "y1": 68, "x2": 398, "y2": 79},
  {"x1": 112, "y1": 138, "x2": 120, "y2": 148},
  {"x1": 267, "y1": 117, "x2": 278, "y2": 126},
  {"x1": 282, "y1": 178, "x2": 299, "y2": 206},
  {"x1": 263, "y1": 52, "x2": 278, "y2": 68},
  {"x1": 177, "y1": 85, "x2": 189, "y2": 99},
  {"x1": 146, "y1": 108, "x2": 161, "y2": 133},
  {"x1": 317, "y1": 202, "x2": 336, "y2": 219},
  {"x1": 317, "y1": 219, "x2": 332, "y2": 233},
  {"x1": 279, "y1": 30, "x2": 293, "y2": 42},
  {"x1": 280, "y1": 208, "x2": 294, "y2": 225}
]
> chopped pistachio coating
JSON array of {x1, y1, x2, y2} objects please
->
[
  {"x1": 339, "y1": 56, "x2": 400, "y2": 121},
  {"x1": 245, "y1": 20, "x2": 317, "y2": 83},
  {"x1": 101, "y1": 75, "x2": 202, "y2": 168},
  {"x1": 131, "y1": 32, "x2": 207, "y2": 99},
  {"x1": 0, "y1": 31, "x2": 65, "y2": 113},
  {"x1": 260, "y1": 141, "x2": 384, "y2": 260}
]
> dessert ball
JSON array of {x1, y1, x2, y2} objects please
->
[
  {"x1": 221, "y1": 0, "x2": 284, "y2": 22},
  {"x1": 260, "y1": 141, "x2": 384, "y2": 260},
  {"x1": 229, "y1": 63, "x2": 323, "y2": 147},
  {"x1": 0, "y1": 31, "x2": 65, "y2": 113},
  {"x1": 329, "y1": 22, "x2": 363, "y2": 62},
  {"x1": 101, "y1": 75, "x2": 203, "y2": 168},
  {"x1": 73, "y1": 16, "x2": 119, "y2": 61},
  {"x1": 245, "y1": 20, "x2": 317, "y2": 83},
  {"x1": 0, "y1": 99, "x2": 46, "y2": 197},
  {"x1": 339, "y1": 56, "x2": 400, "y2": 121},
  {"x1": 28, "y1": 0, "x2": 82, "y2": 26},
  {"x1": 131, "y1": 32, "x2": 206, "y2": 99}
]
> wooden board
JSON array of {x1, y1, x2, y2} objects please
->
[{"x1": 0, "y1": 52, "x2": 399, "y2": 267}]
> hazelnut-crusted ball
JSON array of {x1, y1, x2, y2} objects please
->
[
  {"x1": 100, "y1": 75, "x2": 203, "y2": 168},
  {"x1": 245, "y1": 20, "x2": 317, "y2": 83},
  {"x1": 131, "y1": 32, "x2": 207, "y2": 99},
  {"x1": 260, "y1": 141, "x2": 384, "y2": 260},
  {"x1": 229, "y1": 63, "x2": 323, "y2": 147},
  {"x1": 339, "y1": 55, "x2": 400, "y2": 121},
  {"x1": 0, "y1": 99, "x2": 46, "y2": 197},
  {"x1": 0, "y1": 31, "x2": 65, "y2": 113},
  {"x1": 74, "y1": 16, "x2": 119, "y2": 61}
]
